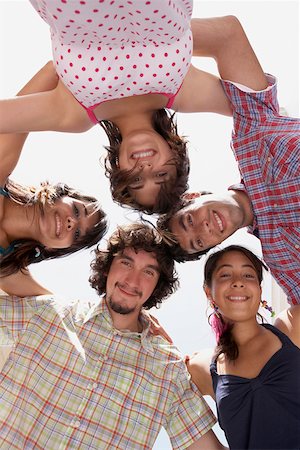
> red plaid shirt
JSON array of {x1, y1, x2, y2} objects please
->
[{"x1": 222, "y1": 75, "x2": 300, "y2": 305}]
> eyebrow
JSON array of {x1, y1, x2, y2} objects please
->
[
  {"x1": 216, "y1": 263, "x2": 256, "y2": 271},
  {"x1": 129, "y1": 180, "x2": 167, "y2": 191},
  {"x1": 120, "y1": 253, "x2": 160, "y2": 273}
]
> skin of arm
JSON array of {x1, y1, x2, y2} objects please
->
[
  {"x1": 186, "y1": 349, "x2": 215, "y2": 398},
  {"x1": 274, "y1": 305, "x2": 300, "y2": 348},
  {"x1": 0, "y1": 61, "x2": 59, "y2": 186},
  {"x1": 0, "y1": 270, "x2": 52, "y2": 297},
  {"x1": 186, "y1": 429, "x2": 227, "y2": 450},
  {"x1": 0, "y1": 66, "x2": 92, "y2": 134},
  {"x1": 174, "y1": 16, "x2": 268, "y2": 114}
]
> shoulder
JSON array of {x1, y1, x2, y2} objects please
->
[
  {"x1": 274, "y1": 305, "x2": 300, "y2": 348},
  {"x1": 186, "y1": 348, "x2": 215, "y2": 397}
]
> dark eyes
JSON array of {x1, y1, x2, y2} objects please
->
[
  {"x1": 74, "y1": 229, "x2": 80, "y2": 241},
  {"x1": 73, "y1": 205, "x2": 80, "y2": 218}
]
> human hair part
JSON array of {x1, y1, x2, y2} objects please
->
[
  {"x1": 89, "y1": 223, "x2": 179, "y2": 309},
  {"x1": 204, "y1": 245, "x2": 267, "y2": 361},
  {"x1": 101, "y1": 109, "x2": 190, "y2": 214},
  {"x1": 0, "y1": 179, "x2": 107, "y2": 277}
]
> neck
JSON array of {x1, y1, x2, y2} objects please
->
[
  {"x1": 113, "y1": 110, "x2": 154, "y2": 136},
  {"x1": 2, "y1": 198, "x2": 39, "y2": 243},
  {"x1": 230, "y1": 319, "x2": 263, "y2": 347},
  {"x1": 105, "y1": 298, "x2": 143, "y2": 333},
  {"x1": 231, "y1": 189, "x2": 254, "y2": 227}
]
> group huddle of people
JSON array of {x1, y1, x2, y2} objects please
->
[{"x1": 0, "y1": 1, "x2": 299, "y2": 449}]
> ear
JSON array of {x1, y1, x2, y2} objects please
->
[{"x1": 204, "y1": 283, "x2": 212, "y2": 300}]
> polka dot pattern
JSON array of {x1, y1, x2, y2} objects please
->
[{"x1": 29, "y1": 0, "x2": 193, "y2": 110}]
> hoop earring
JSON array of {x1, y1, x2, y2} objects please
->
[
  {"x1": 210, "y1": 301, "x2": 220, "y2": 319},
  {"x1": 261, "y1": 300, "x2": 275, "y2": 318}
]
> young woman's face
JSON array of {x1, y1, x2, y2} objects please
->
[
  {"x1": 37, "y1": 196, "x2": 99, "y2": 249},
  {"x1": 118, "y1": 130, "x2": 176, "y2": 207},
  {"x1": 205, "y1": 250, "x2": 262, "y2": 323}
]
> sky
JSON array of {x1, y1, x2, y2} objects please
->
[{"x1": 0, "y1": 1, "x2": 299, "y2": 447}]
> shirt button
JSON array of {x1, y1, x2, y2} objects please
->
[
  {"x1": 267, "y1": 157, "x2": 271, "y2": 162},
  {"x1": 273, "y1": 203, "x2": 278, "y2": 207},
  {"x1": 295, "y1": 244, "x2": 299, "y2": 249},
  {"x1": 93, "y1": 382, "x2": 98, "y2": 389},
  {"x1": 74, "y1": 420, "x2": 81, "y2": 428}
]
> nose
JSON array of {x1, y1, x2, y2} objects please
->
[
  {"x1": 231, "y1": 277, "x2": 245, "y2": 288},
  {"x1": 66, "y1": 216, "x2": 76, "y2": 231},
  {"x1": 138, "y1": 160, "x2": 152, "y2": 170},
  {"x1": 124, "y1": 269, "x2": 140, "y2": 290}
]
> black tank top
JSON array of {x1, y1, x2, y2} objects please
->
[{"x1": 210, "y1": 324, "x2": 300, "y2": 449}]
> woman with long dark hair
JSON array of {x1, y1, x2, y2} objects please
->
[{"x1": 187, "y1": 245, "x2": 300, "y2": 449}]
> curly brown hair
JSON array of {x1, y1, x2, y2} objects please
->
[
  {"x1": 0, "y1": 179, "x2": 107, "y2": 277},
  {"x1": 89, "y1": 223, "x2": 179, "y2": 309},
  {"x1": 101, "y1": 109, "x2": 190, "y2": 214}
]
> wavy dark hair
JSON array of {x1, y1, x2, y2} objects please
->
[
  {"x1": 157, "y1": 191, "x2": 213, "y2": 262},
  {"x1": 89, "y1": 223, "x2": 179, "y2": 309},
  {"x1": 0, "y1": 179, "x2": 107, "y2": 277},
  {"x1": 204, "y1": 245, "x2": 268, "y2": 361},
  {"x1": 101, "y1": 109, "x2": 190, "y2": 214}
]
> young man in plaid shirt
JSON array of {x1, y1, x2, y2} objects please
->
[
  {"x1": 160, "y1": 16, "x2": 300, "y2": 306},
  {"x1": 0, "y1": 223, "x2": 225, "y2": 449}
]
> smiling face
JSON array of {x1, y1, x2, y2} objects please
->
[
  {"x1": 37, "y1": 196, "x2": 100, "y2": 249},
  {"x1": 106, "y1": 248, "x2": 160, "y2": 316},
  {"x1": 205, "y1": 250, "x2": 262, "y2": 323},
  {"x1": 169, "y1": 192, "x2": 252, "y2": 254},
  {"x1": 118, "y1": 130, "x2": 177, "y2": 207}
]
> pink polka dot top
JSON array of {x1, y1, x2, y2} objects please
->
[{"x1": 29, "y1": 0, "x2": 193, "y2": 123}]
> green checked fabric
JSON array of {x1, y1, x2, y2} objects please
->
[{"x1": 0, "y1": 294, "x2": 216, "y2": 449}]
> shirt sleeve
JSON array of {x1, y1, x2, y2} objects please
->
[
  {"x1": 0, "y1": 294, "x2": 54, "y2": 344},
  {"x1": 221, "y1": 74, "x2": 279, "y2": 135},
  {"x1": 164, "y1": 362, "x2": 216, "y2": 449}
]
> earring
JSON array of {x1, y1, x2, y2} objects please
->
[
  {"x1": 34, "y1": 247, "x2": 41, "y2": 258},
  {"x1": 261, "y1": 300, "x2": 275, "y2": 318},
  {"x1": 210, "y1": 301, "x2": 220, "y2": 319}
]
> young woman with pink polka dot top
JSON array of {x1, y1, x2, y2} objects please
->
[{"x1": 0, "y1": 1, "x2": 232, "y2": 213}]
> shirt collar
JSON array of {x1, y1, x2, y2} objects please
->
[{"x1": 82, "y1": 297, "x2": 155, "y2": 354}]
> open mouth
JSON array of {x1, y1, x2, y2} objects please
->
[
  {"x1": 213, "y1": 211, "x2": 224, "y2": 232},
  {"x1": 131, "y1": 149, "x2": 156, "y2": 159},
  {"x1": 55, "y1": 213, "x2": 62, "y2": 237},
  {"x1": 227, "y1": 295, "x2": 249, "y2": 302}
]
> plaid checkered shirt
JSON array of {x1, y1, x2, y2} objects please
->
[
  {"x1": 222, "y1": 75, "x2": 300, "y2": 305},
  {"x1": 0, "y1": 294, "x2": 216, "y2": 449}
]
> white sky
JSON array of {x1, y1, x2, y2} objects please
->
[{"x1": 0, "y1": 1, "x2": 299, "y2": 447}]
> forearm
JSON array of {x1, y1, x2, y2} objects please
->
[
  {"x1": 191, "y1": 16, "x2": 268, "y2": 90},
  {"x1": 0, "y1": 62, "x2": 59, "y2": 184}
]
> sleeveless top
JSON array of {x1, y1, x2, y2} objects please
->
[
  {"x1": 29, "y1": 0, "x2": 193, "y2": 124},
  {"x1": 0, "y1": 187, "x2": 18, "y2": 256},
  {"x1": 211, "y1": 324, "x2": 300, "y2": 450}
]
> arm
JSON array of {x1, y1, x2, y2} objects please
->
[
  {"x1": 0, "y1": 61, "x2": 59, "y2": 186},
  {"x1": 186, "y1": 430, "x2": 227, "y2": 450},
  {"x1": 186, "y1": 349, "x2": 215, "y2": 398},
  {"x1": 0, "y1": 69, "x2": 92, "y2": 134},
  {"x1": 274, "y1": 305, "x2": 300, "y2": 348},
  {"x1": 0, "y1": 269, "x2": 52, "y2": 297},
  {"x1": 174, "y1": 16, "x2": 268, "y2": 114}
]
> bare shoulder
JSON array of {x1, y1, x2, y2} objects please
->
[
  {"x1": 186, "y1": 348, "x2": 215, "y2": 397},
  {"x1": 274, "y1": 305, "x2": 300, "y2": 348}
]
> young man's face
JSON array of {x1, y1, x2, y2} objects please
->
[
  {"x1": 106, "y1": 248, "x2": 160, "y2": 315},
  {"x1": 169, "y1": 193, "x2": 248, "y2": 254}
]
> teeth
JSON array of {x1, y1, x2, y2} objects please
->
[
  {"x1": 131, "y1": 150, "x2": 155, "y2": 159},
  {"x1": 55, "y1": 214, "x2": 61, "y2": 237},
  {"x1": 214, "y1": 212, "x2": 223, "y2": 232},
  {"x1": 228, "y1": 296, "x2": 247, "y2": 301}
]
